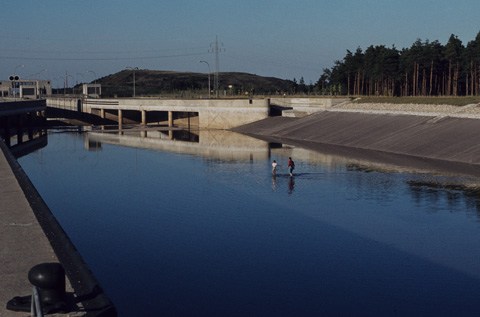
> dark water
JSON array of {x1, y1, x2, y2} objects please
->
[{"x1": 17, "y1": 128, "x2": 480, "y2": 316}]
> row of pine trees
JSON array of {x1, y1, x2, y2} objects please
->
[{"x1": 318, "y1": 32, "x2": 480, "y2": 97}]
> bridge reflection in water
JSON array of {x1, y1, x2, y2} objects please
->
[
  {"x1": 86, "y1": 126, "x2": 272, "y2": 162},
  {"x1": 84, "y1": 124, "x2": 480, "y2": 179}
]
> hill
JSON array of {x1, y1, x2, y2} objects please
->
[{"x1": 95, "y1": 70, "x2": 297, "y2": 97}]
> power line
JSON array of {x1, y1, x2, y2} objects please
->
[
  {"x1": 0, "y1": 46, "x2": 210, "y2": 55},
  {"x1": 0, "y1": 51, "x2": 209, "y2": 61},
  {"x1": 0, "y1": 35, "x2": 170, "y2": 44}
]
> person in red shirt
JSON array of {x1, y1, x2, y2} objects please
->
[{"x1": 287, "y1": 157, "x2": 295, "y2": 176}]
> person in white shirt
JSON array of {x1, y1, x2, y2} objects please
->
[{"x1": 272, "y1": 160, "x2": 280, "y2": 175}]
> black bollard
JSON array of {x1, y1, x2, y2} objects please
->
[
  {"x1": 7, "y1": 262, "x2": 69, "y2": 314},
  {"x1": 28, "y1": 262, "x2": 66, "y2": 305}
]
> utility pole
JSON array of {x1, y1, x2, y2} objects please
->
[
  {"x1": 209, "y1": 35, "x2": 225, "y2": 98},
  {"x1": 126, "y1": 67, "x2": 138, "y2": 97}
]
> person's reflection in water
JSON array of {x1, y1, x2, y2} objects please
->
[
  {"x1": 272, "y1": 175, "x2": 277, "y2": 191},
  {"x1": 288, "y1": 176, "x2": 295, "y2": 195}
]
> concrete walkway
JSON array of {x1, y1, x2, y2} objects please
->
[
  {"x1": 0, "y1": 140, "x2": 85, "y2": 316},
  {"x1": 0, "y1": 139, "x2": 60, "y2": 315}
]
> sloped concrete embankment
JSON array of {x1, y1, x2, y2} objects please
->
[{"x1": 232, "y1": 111, "x2": 480, "y2": 168}]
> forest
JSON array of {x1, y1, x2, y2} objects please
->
[{"x1": 318, "y1": 31, "x2": 480, "y2": 97}]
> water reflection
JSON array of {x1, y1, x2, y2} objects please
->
[
  {"x1": 288, "y1": 176, "x2": 295, "y2": 194},
  {"x1": 5, "y1": 128, "x2": 48, "y2": 158},
  {"x1": 16, "y1": 126, "x2": 480, "y2": 316},
  {"x1": 73, "y1": 126, "x2": 480, "y2": 226},
  {"x1": 408, "y1": 179, "x2": 480, "y2": 216},
  {"x1": 86, "y1": 126, "x2": 271, "y2": 162},
  {"x1": 84, "y1": 125, "x2": 480, "y2": 211},
  {"x1": 9, "y1": 131, "x2": 48, "y2": 158},
  {"x1": 271, "y1": 175, "x2": 295, "y2": 195}
]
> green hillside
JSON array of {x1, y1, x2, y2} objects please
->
[{"x1": 95, "y1": 70, "x2": 297, "y2": 97}]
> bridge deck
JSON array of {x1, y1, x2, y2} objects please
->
[{"x1": 0, "y1": 100, "x2": 46, "y2": 116}]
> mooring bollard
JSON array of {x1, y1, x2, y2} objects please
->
[
  {"x1": 28, "y1": 262, "x2": 66, "y2": 305},
  {"x1": 6, "y1": 262, "x2": 69, "y2": 314}
]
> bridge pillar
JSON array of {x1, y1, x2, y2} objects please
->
[
  {"x1": 141, "y1": 110, "x2": 146, "y2": 125},
  {"x1": 100, "y1": 109, "x2": 105, "y2": 119},
  {"x1": 168, "y1": 111, "x2": 173, "y2": 127},
  {"x1": 118, "y1": 109, "x2": 123, "y2": 130}
]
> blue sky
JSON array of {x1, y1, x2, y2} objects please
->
[{"x1": 1, "y1": 0, "x2": 480, "y2": 87}]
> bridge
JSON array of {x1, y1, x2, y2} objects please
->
[
  {"x1": 46, "y1": 97, "x2": 350, "y2": 129},
  {"x1": 47, "y1": 97, "x2": 270, "y2": 129}
]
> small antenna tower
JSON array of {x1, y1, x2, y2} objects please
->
[{"x1": 209, "y1": 35, "x2": 225, "y2": 98}]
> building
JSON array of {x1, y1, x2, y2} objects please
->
[
  {"x1": 82, "y1": 83, "x2": 102, "y2": 98},
  {"x1": 0, "y1": 80, "x2": 52, "y2": 99}
]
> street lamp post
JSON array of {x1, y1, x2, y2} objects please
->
[
  {"x1": 199, "y1": 61, "x2": 211, "y2": 99},
  {"x1": 77, "y1": 73, "x2": 84, "y2": 96},
  {"x1": 36, "y1": 69, "x2": 47, "y2": 80},
  {"x1": 126, "y1": 67, "x2": 138, "y2": 98},
  {"x1": 52, "y1": 78, "x2": 58, "y2": 94},
  {"x1": 13, "y1": 64, "x2": 24, "y2": 101},
  {"x1": 67, "y1": 75, "x2": 75, "y2": 95}
]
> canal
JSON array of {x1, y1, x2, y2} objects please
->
[{"x1": 17, "y1": 127, "x2": 480, "y2": 316}]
